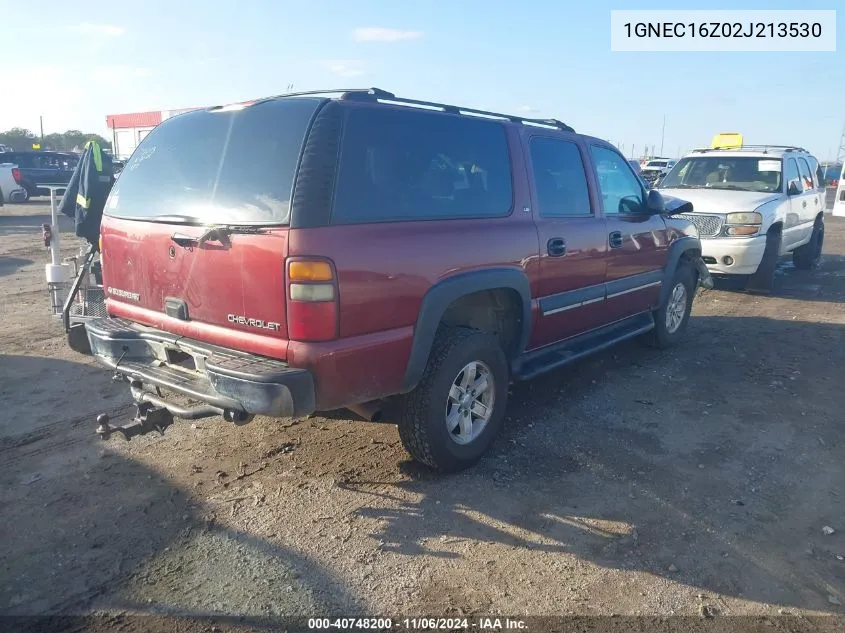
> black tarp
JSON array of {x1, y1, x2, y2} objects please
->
[{"x1": 58, "y1": 141, "x2": 114, "y2": 246}]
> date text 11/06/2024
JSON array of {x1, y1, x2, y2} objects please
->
[{"x1": 307, "y1": 617, "x2": 528, "y2": 630}]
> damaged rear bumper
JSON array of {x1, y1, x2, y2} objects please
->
[{"x1": 85, "y1": 318, "x2": 316, "y2": 421}]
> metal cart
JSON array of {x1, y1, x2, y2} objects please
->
[{"x1": 42, "y1": 184, "x2": 107, "y2": 353}]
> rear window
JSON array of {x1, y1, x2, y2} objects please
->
[
  {"x1": 332, "y1": 106, "x2": 513, "y2": 224},
  {"x1": 106, "y1": 98, "x2": 321, "y2": 224}
]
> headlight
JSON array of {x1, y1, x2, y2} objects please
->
[{"x1": 725, "y1": 212, "x2": 762, "y2": 225}]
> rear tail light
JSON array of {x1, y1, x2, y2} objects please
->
[
  {"x1": 286, "y1": 258, "x2": 338, "y2": 342},
  {"x1": 11, "y1": 167, "x2": 21, "y2": 184}
]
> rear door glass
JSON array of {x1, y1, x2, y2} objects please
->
[
  {"x1": 107, "y1": 98, "x2": 321, "y2": 225},
  {"x1": 332, "y1": 106, "x2": 513, "y2": 223},
  {"x1": 797, "y1": 158, "x2": 814, "y2": 192}
]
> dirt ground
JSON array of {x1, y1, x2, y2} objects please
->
[{"x1": 1, "y1": 200, "x2": 844, "y2": 632}]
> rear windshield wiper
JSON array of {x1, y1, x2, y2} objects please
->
[
  {"x1": 197, "y1": 225, "x2": 268, "y2": 245},
  {"x1": 170, "y1": 224, "x2": 269, "y2": 248}
]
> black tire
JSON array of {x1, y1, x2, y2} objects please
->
[
  {"x1": 792, "y1": 217, "x2": 824, "y2": 270},
  {"x1": 397, "y1": 326, "x2": 509, "y2": 473},
  {"x1": 745, "y1": 228, "x2": 782, "y2": 294},
  {"x1": 649, "y1": 264, "x2": 695, "y2": 349},
  {"x1": 66, "y1": 324, "x2": 92, "y2": 355}
]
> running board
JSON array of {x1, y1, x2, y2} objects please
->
[{"x1": 513, "y1": 312, "x2": 655, "y2": 381}]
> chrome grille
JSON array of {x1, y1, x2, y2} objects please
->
[{"x1": 678, "y1": 213, "x2": 723, "y2": 237}]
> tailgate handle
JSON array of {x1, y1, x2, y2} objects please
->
[{"x1": 171, "y1": 233, "x2": 199, "y2": 247}]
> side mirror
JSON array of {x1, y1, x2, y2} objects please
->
[
  {"x1": 787, "y1": 182, "x2": 801, "y2": 196},
  {"x1": 646, "y1": 188, "x2": 665, "y2": 213}
]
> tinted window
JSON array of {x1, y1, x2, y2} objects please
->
[
  {"x1": 14, "y1": 153, "x2": 36, "y2": 168},
  {"x1": 106, "y1": 98, "x2": 321, "y2": 224},
  {"x1": 784, "y1": 158, "x2": 801, "y2": 194},
  {"x1": 806, "y1": 155, "x2": 820, "y2": 188},
  {"x1": 797, "y1": 157, "x2": 814, "y2": 191},
  {"x1": 529, "y1": 137, "x2": 591, "y2": 217},
  {"x1": 332, "y1": 107, "x2": 512, "y2": 223},
  {"x1": 660, "y1": 156, "x2": 782, "y2": 193},
  {"x1": 590, "y1": 145, "x2": 645, "y2": 215},
  {"x1": 821, "y1": 164, "x2": 843, "y2": 186}
]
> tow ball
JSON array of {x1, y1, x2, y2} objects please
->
[{"x1": 95, "y1": 402, "x2": 175, "y2": 440}]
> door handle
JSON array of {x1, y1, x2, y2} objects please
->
[
  {"x1": 802, "y1": 200, "x2": 807, "y2": 208},
  {"x1": 814, "y1": 197, "x2": 818, "y2": 205},
  {"x1": 609, "y1": 231, "x2": 623, "y2": 249},
  {"x1": 547, "y1": 237, "x2": 567, "y2": 257}
]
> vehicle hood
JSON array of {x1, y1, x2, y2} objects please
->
[{"x1": 656, "y1": 188, "x2": 781, "y2": 214}]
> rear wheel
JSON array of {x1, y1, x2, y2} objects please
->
[
  {"x1": 792, "y1": 217, "x2": 824, "y2": 270},
  {"x1": 649, "y1": 264, "x2": 695, "y2": 349},
  {"x1": 398, "y1": 327, "x2": 509, "y2": 473}
]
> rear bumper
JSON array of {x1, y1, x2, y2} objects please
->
[
  {"x1": 85, "y1": 318, "x2": 315, "y2": 419},
  {"x1": 7, "y1": 187, "x2": 27, "y2": 202}
]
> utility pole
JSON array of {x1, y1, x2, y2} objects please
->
[
  {"x1": 631, "y1": 144, "x2": 635, "y2": 159},
  {"x1": 39, "y1": 116, "x2": 44, "y2": 141},
  {"x1": 659, "y1": 114, "x2": 666, "y2": 157},
  {"x1": 836, "y1": 123, "x2": 845, "y2": 165}
]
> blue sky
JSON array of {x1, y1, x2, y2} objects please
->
[{"x1": 1, "y1": 0, "x2": 842, "y2": 160}]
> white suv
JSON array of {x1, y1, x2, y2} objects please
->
[{"x1": 657, "y1": 144, "x2": 825, "y2": 292}]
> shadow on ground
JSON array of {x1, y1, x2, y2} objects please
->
[
  {"x1": 343, "y1": 315, "x2": 845, "y2": 613},
  {"x1": 0, "y1": 256, "x2": 34, "y2": 277},
  {"x1": 0, "y1": 355, "x2": 360, "y2": 629}
]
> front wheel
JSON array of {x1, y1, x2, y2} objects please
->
[
  {"x1": 397, "y1": 327, "x2": 509, "y2": 473},
  {"x1": 745, "y1": 229, "x2": 782, "y2": 294},
  {"x1": 649, "y1": 264, "x2": 695, "y2": 349}
]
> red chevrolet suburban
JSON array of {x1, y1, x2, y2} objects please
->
[{"x1": 86, "y1": 88, "x2": 711, "y2": 472}]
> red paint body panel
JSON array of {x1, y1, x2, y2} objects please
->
[
  {"x1": 604, "y1": 214, "x2": 671, "y2": 320},
  {"x1": 101, "y1": 218, "x2": 290, "y2": 360}
]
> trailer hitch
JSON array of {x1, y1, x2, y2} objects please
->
[{"x1": 95, "y1": 402, "x2": 174, "y2": 441}]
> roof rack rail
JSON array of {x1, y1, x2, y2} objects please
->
[
  {"x1": 692, "y1": 144, "x2": 808, "y2": 154},
  {"x1": 242, "y1": 87, "x2": 394, "y2": 107},
  {"x1": 340, "y1": 89, "x2": 575, "y2": 132},
  {"x1": 243, "y1": 87, "x2": 576, "y2": 132}
]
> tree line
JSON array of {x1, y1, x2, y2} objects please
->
[{"x1": 0, "y1": 127, "x2": 111, "y2": 152}]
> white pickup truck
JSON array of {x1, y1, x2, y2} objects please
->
[{"x1": 0, "y1": 162, "x2": 27, "y2": 206}]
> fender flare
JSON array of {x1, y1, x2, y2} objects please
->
[
  {"x1": 659, "y1": 235, "x2": 702, "y2": 305},
  {"x1": 402, "y1": 268, "x2": 532, "y2": 391}
]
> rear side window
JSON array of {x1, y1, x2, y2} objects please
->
[
  {"x1": 797, "y1": 157, "x2": 814, "y2": 192},
  {"x1": 529, "y1": 137, "x2": 591, "y2": 217},
  {"x1": 106, "y1": 98, "x2": 321, "y2": 224},
  {"x1": 332, "y1": 106, "x2": 513, "y2": 223}
]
